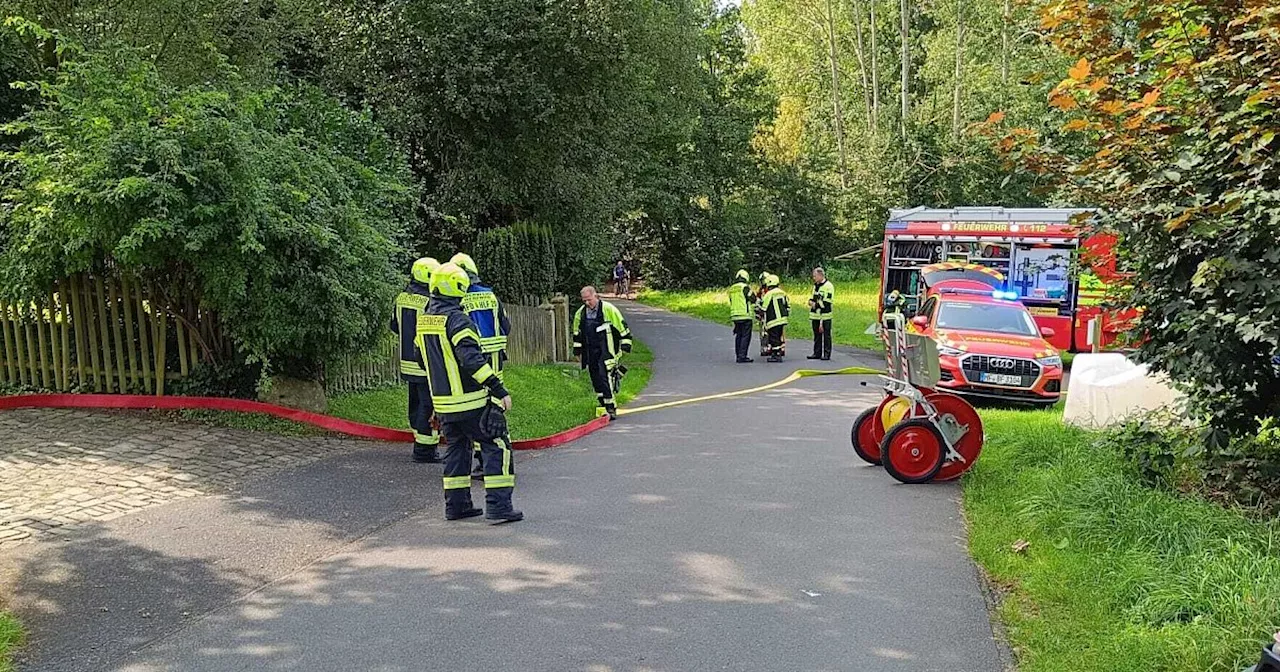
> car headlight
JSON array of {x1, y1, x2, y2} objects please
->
[
  {"x1": 938, "y1": 345, "x2": 964, "y2": 357},
  {"x1": 1037, "y1": 355, "x2": 1063, "y2": 367}
]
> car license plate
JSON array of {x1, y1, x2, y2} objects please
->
[{"x1": 981, "y1": 373, "x2": 1022, "y2": 386}]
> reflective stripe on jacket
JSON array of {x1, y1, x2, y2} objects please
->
[
  {"x1": 391, "y1": 283, "x2": 430, "y2": 381},
  {"x1": 729, "y1": 282, "x2": 752, "y2": 321},
  {"x1": 810, "y1": 280, "x2": 834, "y2": 321},
  {"x1": 462, "y1": 283, "x2": 511, "y2": 380},
  {"x1": 572, "y1": 301, "x2": 633, "y2": 368},
  {"x1": 416, "y1": 297, "x2": 508, "y2": 418},
  {"x1": 764, "y1": 288, "x2": 790, "y2": 329}
]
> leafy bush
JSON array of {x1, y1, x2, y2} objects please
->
[
  {"x1": 0, "y1": 38, "x2": 412, "y2": 378},
  {"x1": 1103, "y1": 413, "x2": 1280, "y2": 514},
  {"x1": 992, "y1": 2, "x2": 1280, "y2": 443}
]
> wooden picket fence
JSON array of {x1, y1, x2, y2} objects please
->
[
  {"x1": 326, "y1": 336, "x2": 400, "y2": 395},
  {"x1": 325, "y1": 297, "x2": 573, "y2": 395},
  {"x1": 0, "y1": 273, "x2": 224, "y2": 396},
  {"x1": 1, "y1": 276, "x2": 572, "y2": 398}
]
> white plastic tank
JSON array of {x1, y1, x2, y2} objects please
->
[{"x1": 1063, "y1": 353, "x2": 1184, "y2": 428}]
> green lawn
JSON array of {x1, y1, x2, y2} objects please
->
[
  {"x1": 0, "y1": 610, "x2": 22, "y2": 672},
  {"x1": 328, "y1": 341, "x2": 653, "y2": 441},
  {"x1": 966, "y1": 408, "x2": 1280, "y2": 672},
  {"x1": 638, "y1": 277, "x2": 883, "y2": 351}
]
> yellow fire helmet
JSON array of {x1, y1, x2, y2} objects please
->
[
  {"x1": 411, "y1": 257, "x2": 440, "y2": 285},
  {"x1": 765, "y1": 273, "x2": 781, "y2": 288},
  {"x1": 430, "y1": 262, "x2": 472, "y2": 298},
  {"x1": 450, "y1": 252, "x2": 478, "y2": 276},
  {"x1": 735, "y1": 269, "x2": 750, "y2": 283}
]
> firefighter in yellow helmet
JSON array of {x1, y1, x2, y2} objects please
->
[
  {"x1": 391, "y1": 257, "x2": 440, "y2": 463},
  {"x1": 728, "y1": 269, "x2": 754, "y2": 363},
  {"x1": 762, "y1": 274, "x2": 790, "y2": 363},
  {"x1": 417, "y1": 262, "x2": 522, "y2": 523},
  {"x1": 450, "y1": 252, "x2": 512, "y2": 481}
]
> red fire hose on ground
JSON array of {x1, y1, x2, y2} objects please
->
[{"x1": 0, "y1": 394, "x2": 610, "y2": 451}]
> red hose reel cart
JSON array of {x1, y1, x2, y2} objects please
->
[{"x1": 851, "y1": 314, "x2": 985, "y2": 484}]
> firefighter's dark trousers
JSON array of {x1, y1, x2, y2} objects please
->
[
  {"x1": 408, "y1": 381, "x2": 439, "y2": 454},
  {"x1": 586, "y1": 348, "x2": 616, "y2": 413},
  {"x1": 767, "y1": 325, "x2": 785, "y2": 358},
  {"x1": 733, "y1": 319, "x2": 753, "y2": 361},
  {"x1": 440, "y1": 410, "x2": 516, "y2": 516},
  {"x1": 811, "y1": 319, "x2": 832, "y2": 359}
]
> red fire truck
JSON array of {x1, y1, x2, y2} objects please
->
[{"x1": 877, "y1": 206, "x2": 1126, "y2": 353}]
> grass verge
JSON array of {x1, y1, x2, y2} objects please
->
[
  {"x1": 638, "y1": 277, "x2": 883, "y2": 351},
  {"x1": 966, "y1": 407, "x2": 1280, "y2": 672},
  {"x1": 0, "y1": 610, "x2": 23, "y2": 672},
  {"x1": 327, "y1": 341, "x2": 653, "y2": 441}
]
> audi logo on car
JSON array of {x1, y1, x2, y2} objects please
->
[{"x1": 990, "y1": 358, "x2": 1017, "y2": 369}]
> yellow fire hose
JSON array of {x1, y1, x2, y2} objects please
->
[{"x1": 616, "y1": 366, "x2": 883, "y2": 417}]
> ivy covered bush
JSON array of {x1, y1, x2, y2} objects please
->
[{"x1": 0, "y1": 37, "x2": 412, "y2": 378}]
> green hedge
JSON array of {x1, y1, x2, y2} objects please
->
[{"x1": 473, "y1": 223, "x2": 558, "y2": 303}]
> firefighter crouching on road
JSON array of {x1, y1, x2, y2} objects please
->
[
  {"x1": 728, "y1": 269, "x2": 754, "y2": 363},
  {"x1": 572, "y1": 286, "x2": 632, "y2": 420},
  {"x1": 762, "y1": 274, "x2": 790, "y2": 363},
  {"x1": 807, "y1": 266, "x2": 834, "y2": 361},
  {"x1": 391, "y1": 257, "x2": 441, "y2": 463},
  {"x1": 417, "y1": 262, "x2": 523, "y2": 524},
  {"x1": 452, "y1": 252, "x2": 512, "y2": 480}
]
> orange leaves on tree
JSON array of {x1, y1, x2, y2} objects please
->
[
  {"x1": 1087, "y1": 78, "x2": 1109, "y2": 94},
  {"x1": 986, "y1": 111, "x2": 1007, "y2": 125},
  {"x1": 1063, "y1": 119, "x2": 1091, "y2": 132},
  {"x1": 1050, "y1": 94, "x2": 1079, "y2": 110},
  {"x1": 1101, "y1": 100, "x2": 1126, "y2": 115},
  {"x1": 1069, "y1": 58, "x2": 1092, "y2": 81}
]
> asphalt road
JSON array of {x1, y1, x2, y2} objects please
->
[{"x1": 14, "y1": 303, "x2": 1008, "y2": 672}]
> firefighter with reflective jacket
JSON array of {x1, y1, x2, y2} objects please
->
[
  {"x1": 807, "y1": 266, "x2": 835, "y2": 361},
  {"x1": 755, "y1": 272, "x2": 771, "y2": 359},
  {"x1": 728, "y1": 269, "x2": 754, "y2": 363},
  {"x1": 762, "y1": 274, "x2": 790, "y2": 363},
  {"x1": 451, "y1": 252, "x2": 512, "y2": 480},
  {"x1": 391, "y1": 257, "x2": 441, "y2": 463},
  {"x1": 572, "y1": 286, "x2": 632, "y2": 419},
  {"x1": 416, "y1": 263, "x2": 522, "y2": 524}
]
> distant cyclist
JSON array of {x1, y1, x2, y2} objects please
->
[{"x1": 613, "y1": 260, "x2": 630, "y2": 298}]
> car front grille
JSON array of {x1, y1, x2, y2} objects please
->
[{"x1": 960, "y1": 355, "x2": 1041, "y2": 388}]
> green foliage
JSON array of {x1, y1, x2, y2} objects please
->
[
  {"x1": 473, "y1": 223, "x2": 558, "y2": 302},
  {"x1": 316, "y1": 0, "x2": 698, "y2": 292},
  {"x1": 627, "y1": 5, "x2": 835, "y2": 289},
  {"x1": 0, "y1": 40, "x2": 413, "y2": 377},
  {"x1": 0, "y1": 609, "x2": 22, "y2": 672},
  {"x1": 966, "y1": 407, "x2": 1280, "y2": 672},
  {"x1": 741, "y1": 0, "x2": 1065, "y2": 247},
  {"x1": 995, "y1": 1, "x2": 1280, "y2": 440}
]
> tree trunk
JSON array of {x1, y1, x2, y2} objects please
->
[
  {"x1": 871, "y1": 0, "x2": 880, "y2": 125},
  {"x1": 825, "y1": 0, "x2": 850, "y2": 189},
  {"x1": 951, "y1": 0, "x2": 964, "y2": 140},
  {"x1": 1001, "y1": 0, "x2": 1011, "y2": 94},
  {"x1": 900, "y1": 0, "x2": 910, "y2": 141},
  {"x1": 851, "y1": 0, "x2": 875, "y2": 130}
]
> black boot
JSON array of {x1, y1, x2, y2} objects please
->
[
  {"x1": 445, "y1": 491, "x2": 482, "y2": 520},
  {"x1": 606, "y1": 405, "x2": 618, "y2": 420},
  {"x1": 485, "y1": 488, "x2": 524, "y2": 524},
  {"x1": 807, "y1": 354, "x2": 821, "y2": 360},
  {"x1": 412, "y1": 443, "x2": 441, "y2": 463}
]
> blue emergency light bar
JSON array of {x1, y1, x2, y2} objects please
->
[{"x1": 937, "y1": 287, "x2": 1020, "y2": 301}]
